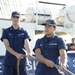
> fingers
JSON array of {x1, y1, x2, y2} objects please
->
[
  {"x1": 16, "y1": 53, "x2": 25, "y2": 60},
  {"x1": 16, "y1": 53, "x2": 33, "y2": 60},
  {"x1": 58, "y1": 66, "x2": 65, "y2": 72},
  {"x1": 27, "y1": 54, "x2": 33, "y2": 59},
  {"x1": 50, "y1": 61, "x2": 55, "y2": 68},
  {"x1": 45, "y1": 59, "x2": 55, "y2": 68}
]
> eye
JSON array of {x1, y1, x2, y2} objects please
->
[{"x1": 16, "y1": 17, "x2": 19, "y2": 19}]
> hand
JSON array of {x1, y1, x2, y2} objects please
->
[
  {"x1": 45, "y1": 59, "x2": 54, "y2": 68},
  {"x1": 27, "y1": 53, "x2": 32, "y2": 59},
  {"x1": 16, "y1": 53, "x2": 24, "y2": 60},
  {"x1": 58, "y1": 65, "x2": 66, "y2": 72}
]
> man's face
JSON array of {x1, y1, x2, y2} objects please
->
[
  {"x1": 11, "y1": 16, "x2": 20, "y2": 26},
  {"x1": 72, "y1": 39, "x2": 75, "y2": 43},
  {"x1": 45, "y1": 24, "x2": 56, "y2": 35}
]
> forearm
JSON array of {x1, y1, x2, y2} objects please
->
[
  {"x1": 24, "y1": 39, "x2": 31, "y2": 54},
  {"x1": 35, "y1": 48, "x2": 54, "y2": 68},
  {"x1": 25, "y1": 45, "x2": 31, "y2": 54},
  {"x1": 61, "y1": 57, "x2": 67, "y2": 65},
  {"x1": 3, "y1": 39, "x2": 18, "y2": 57},
  {"x1": 60, "y1": 51, "x2": 67, "y2": 66},
  {"x1": 35, "y1": 52, "x2": 48, "y2": 64},
  {"x1": 6, "y1": 46, "x2": 18, "y2": 57}
]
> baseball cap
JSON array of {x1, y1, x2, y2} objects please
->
[
  {"x1": 42, "y1": 19, "x2": 56, "y2": 27},
  {"x1": 11, "y1": 11, "x2": 21, "y2": 17}
]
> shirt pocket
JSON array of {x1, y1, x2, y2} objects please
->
[
  {"x1": 48, "y1": 45, "x2": 58, "y2": 54},
  {"x1": 17, "y1": 35, "x2": 24, "y2": 44},
  {"x1": 48, "y1": 42, "x2": 58, "y2": 49},
  {"x1": 8, "y1": 35, "x2": 14, "y2": 43},
  {"x1": 48, "y1": 45, "x2": 57, "y2": 49},
  {"x1": 48, "y1": 44, "x2": 59, "y2": 55}
]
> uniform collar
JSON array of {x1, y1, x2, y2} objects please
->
[
  {"x1": 10, "y1": 26, "x2": 21, "y2": 31},
  {"x1": 43, "y1": 34, "x2": 56, "y2": 42},
  {"x1": 44, "y1": 34, "x2": 56, "y2": 39}
]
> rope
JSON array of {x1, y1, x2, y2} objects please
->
[
  {"x1": 17, "y1": 60, "x2": 20, "y2": 75},
  {"x1": 54, "y1": 63, "x2": 75, "y2": 75},
  {"x1": 17, "y1": 55, "x2": 75, "y2": 75}
]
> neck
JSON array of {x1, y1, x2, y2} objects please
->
[
  {"x1": 46, "y1": 33, "x2": 54, "y2": 38},
  {"x1": 13, "y1": 25, "x2": 19, "y2": 30}
]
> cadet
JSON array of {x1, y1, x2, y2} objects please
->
[
  {"x1": 67, "y1": 38, "x2": 75, "y2": 50},
  {"x1": 1, "y1": 11, "x2": 31, "y2": 75},
  {"x1": 33, "y1": 19, "x2": 67, "y2": 75}
]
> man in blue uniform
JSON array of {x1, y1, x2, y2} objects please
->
[
  {"x1": 33, "y1": 19, "x2": 67, "y2": 75},
  {"x1": 1, "y1": 11, "x2": 31, "y2": 75}
]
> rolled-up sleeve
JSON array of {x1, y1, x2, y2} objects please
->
[
  {"x1": 1, "y1": 29, "x2": 8, "y2": 42},
  {"x1": 57, "y1": 37, "x2": 66, "y2": 51},
  {"x1": 33, "y1": 39, "x2": 40, "y2": 52}
]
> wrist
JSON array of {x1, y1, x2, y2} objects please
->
[
  {"x1": 62, "y1": 63, "x2": 67, "y2": 67},
  {"x1": 14, "y1": 52, "x2": 18, "y2": 57},
  {"x1": 44, "y1": 59, "x2": 49, "y2": 64}
]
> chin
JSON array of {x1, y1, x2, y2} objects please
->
[
  {"x1": 45, "y1": 31, "x2": 49, "y2": 34},
  {"x1": 46, "y1": 32, "x2": 52, "y2": 35},
  {"x1": 14, "y1": 23, "x2": 19, "y2": 25},
  {"x1": 14, "y1": 24, "x2": 18, "y2": 26},
  {"x1": 46, "y1": 33, "x2": 50, "y2": 35}
]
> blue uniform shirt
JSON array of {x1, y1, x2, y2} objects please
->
[
  {"x1": 1, "y1": 26, "x2": 30, "y2": 66},
  {"x1": 33, "y1": 34, "x2": 66, "y2": 75}
]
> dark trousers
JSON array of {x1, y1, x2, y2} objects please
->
[{"x1": 3, "y1": 66, "x2": 27, "y2": 75}]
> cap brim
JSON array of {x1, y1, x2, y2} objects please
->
[
  {"x1": 41, "y1": 23, "x2": 56, "y2": 27},
  {"x1": 12, "y1": 15, "x2": 20, "y2": 17},
  {"x1": 42, "y1": 23, "x2": 49, "y2": 25},
  {"x1": 42, "y1": 23, "x2": 53, "y2": 26}
]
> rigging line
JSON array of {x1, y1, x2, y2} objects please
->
[
  {"x1": 4, "y1": 0, "x2": 11, "y2": 18},
  {"x1": 0, "y1": 0, "x2": 6, "y2": 18},
  {"x1": 12, "y1": 0, "x2": 17, "y2": 11},
  {"x1": 0, "y1": 3, "x2": 3, "y2": 18},
  {"x1": 18, "y1": 0, "x2": 23, "y2": 13},
  {"x1": 7, "y1": 0, "x2": 12, "y2": 15},
  {"x1": 3, "y1": 0, "x2": 7, "y2": 17},
  {"x1": 14, "y1": 0, "x2": 19, "y2": 11}
]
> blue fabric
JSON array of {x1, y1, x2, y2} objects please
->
[
  {"x1": 35, "y1": 63, "x2": 61, "y2": 75},
  {"x1": 3, "y1": 66, "x2": 27, "y2": 75},
  {"x1": 1, "y1": 26, "x2": 30, "y2": 67},
  {"x1": 33, "y1": 34, "x2": 66, "y2": 75}
]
